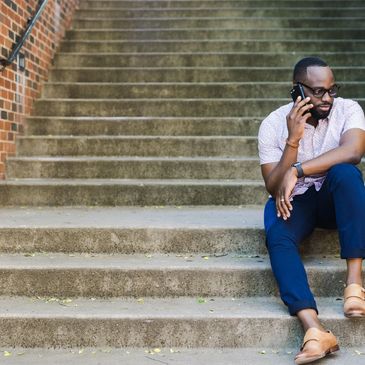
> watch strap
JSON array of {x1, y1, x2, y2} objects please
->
[{"x1": 292, "y1": 162, "x2": 304, "y2": 178}]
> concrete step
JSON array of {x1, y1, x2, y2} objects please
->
[
  {"x1": 0, "y1": 178, "x2": 266, "y2": 206},
  {"x1": 0, "y1": 253, "x2": 356, "y2": 297},
  {"x1": 1, "y1": 346, "x2": 365, "y2": 365},
  {"x1": 6, "y1": 157, "x2": 262, "y2": 179},
  {"x1": 15, "y1": 136, "x2": 258, "y2": 157},
  {"x1": 66, "y1": 28, "x2": 365, "y2": 41},
  {"x1": 6, "y1": 157, "x2": 365, "y2": 180},
  {"x1": 0, "y1": 167, "x2": 357, "y2": 207},
  {"x1": 0, "y1": 206, "x2": 340, "y2": 256},
  {"x1": 31, "y1": 98, "x2": 365, "y2": 118},
  {"x1": 41, "y1": 82, "x2": 365, "y2": 99},
  {"x1": 0, "y1": 296, "x2": 363, "y2": 348},
  {"x1": 59, "y1": 39, "x2": 365, "y2": 53},
  {"x1": 74, "y1": 8, "x2": 365, "y2": 18},
  {"x1": 52, "y1": 54, "x2": 365, "y2": 68},
  {"x1": 81, "y1": 0, "x2": 365, "y2": 8},
  {"x1": 25, "y1": 117, "x2": 261, "y2": 136},
  {"x1": 72, "y1": 17, "x2": 365, "y2": 29}
]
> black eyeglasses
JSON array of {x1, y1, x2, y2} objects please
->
[{"x1": 299, "y1": 82, "x2": 340, "y2": 98}]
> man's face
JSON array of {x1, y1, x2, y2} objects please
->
[{"x1": 299, "y1": 66, "x2": 336, "y2": 120}]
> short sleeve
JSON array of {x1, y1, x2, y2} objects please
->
[
  {"x1": 342, "y1": 100, "x2": 365, "y2": 134},
  {"x1": 258, "y1": 113, "x2": 283, "y2": 165}
]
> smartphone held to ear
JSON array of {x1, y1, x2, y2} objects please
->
[{"x1": 290, "y1": 83, "x2": 306, "y2": 103}]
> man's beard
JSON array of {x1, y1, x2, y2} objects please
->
[{"x1": 310, "y1": 104, "x2": 333, "y2": 120}]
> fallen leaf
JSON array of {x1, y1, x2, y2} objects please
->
[
  {"x1": 153, "y1": 348, "x2": 161, "y2": 353},
  {"x1": 4, "y1": 351, "x2": 11, "y2": 357},
  {"x1": 137, "y1": 298, "x2": 144, "y2": 304},
  {"x1": 197, "y1": 297, "x2": 207, "y2": 304}
]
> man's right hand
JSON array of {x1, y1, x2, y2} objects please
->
[{"x1": 286, "y1": 96, "x2": 313, "y2": 144}]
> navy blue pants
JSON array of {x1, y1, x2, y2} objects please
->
[{"x1": 264, "y1": 163, "x2": 365, "y2": 316}]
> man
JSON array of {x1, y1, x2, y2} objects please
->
[{"x1": 258, "y1": 56, "x2": 365, "y2": 364}]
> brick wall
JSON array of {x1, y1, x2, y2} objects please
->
[{"x1": 0, "y1": 0, "x2": 79, "y2": 179}]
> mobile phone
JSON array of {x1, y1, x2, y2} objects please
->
[{"x1": 290, "y1": 83, "x2": 306, "y2": 103}]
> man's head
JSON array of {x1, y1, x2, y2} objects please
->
[{"x1": 293, "y1": 57, "x2": 337, "y2": 120}]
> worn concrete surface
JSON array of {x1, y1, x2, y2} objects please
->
[{"x1": 1, "y1": 347, "x2": 365, "y2": 365}]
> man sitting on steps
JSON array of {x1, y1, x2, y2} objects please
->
[{"x1": 258, "y1": 56, "x2": 365, "y2": 365}]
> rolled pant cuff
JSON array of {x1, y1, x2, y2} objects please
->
[
  {"x1": 289, "y1": 299, "x2": 318, "y2": 316},
  {"x1": 340, "y1": 249, "x2": 365, "y2": 259}
]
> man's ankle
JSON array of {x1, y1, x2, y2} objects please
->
[{"x1": 346, "y1": 281, "x2": 363, "y2": 287}]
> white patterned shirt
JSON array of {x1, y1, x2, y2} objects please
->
[{"x1": 258, "y1": 97, "x2": 365, "y2": 197}]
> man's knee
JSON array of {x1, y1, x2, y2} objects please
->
[
  {"x1": 326, "y1": 163, "x2": 362, "y2": 187},
  {"x1": 266, "y1": 223, "x2": 299, "y2": 253}
]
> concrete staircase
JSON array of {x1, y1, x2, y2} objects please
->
[{"x1": 1, "y1": 0, "x2": 365, "y2": 363}]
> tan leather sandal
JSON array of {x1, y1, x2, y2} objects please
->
[
  {"x1": 344, "y1": 283, "x2": 365, "y2": 318},
  {"x1": 294, "y1": 327, "x2": 339, "y2": 365}
]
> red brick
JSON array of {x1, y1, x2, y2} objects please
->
[{"x1": 0, "y1": 0, "x2": 79, "y2": 179}]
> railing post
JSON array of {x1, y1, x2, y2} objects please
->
[{"x1": 0, "y1": 0, "x2": 49, "y2": 71}]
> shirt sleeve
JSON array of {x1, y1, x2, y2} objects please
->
[
  {"x1": 258, "y1": 113, "x2": 283, "y2": 165},
  {"x1": 342, "y1": 100, "x2": 365, "y2": 133}
]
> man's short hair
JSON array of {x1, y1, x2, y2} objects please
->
[{"x1": 293, "y1": 57, "x2": 328, "y2": 82}]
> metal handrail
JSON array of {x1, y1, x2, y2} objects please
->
[{"x1": 0, "y1": 0, "x2": 49, "y2": 71}]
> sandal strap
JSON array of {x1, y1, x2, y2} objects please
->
[
  {"x1": 344, "y1": 284, "x2": 365, "y2": 301},
  {"x1": 300, "y1": 328, "x2": 324, "y2": 351}
]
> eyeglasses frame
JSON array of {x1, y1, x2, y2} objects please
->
[{"x1": 298, "y1": 82, "x2": 340, "y2": 98}]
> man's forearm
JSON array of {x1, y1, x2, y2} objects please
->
[
  {"x1": 302, "y1": 144, "x2": 362, "y2": 177},
  {"x1": 265, "y1": 144, "x2": 298, "y2": 196}
]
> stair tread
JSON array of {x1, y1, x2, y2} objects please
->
[
  {"x1": 0, "y1": 295, "x2": 348, "y2": 318},
  {"x1": 0, "y1": 346, "x2": 364, "y2": 365},
  {"x1": 55, "y1": 51, "x2": 365, "y2": 55},
  {"x1": 62, "y1": 39, "x2": 365, "y2": 42},
  {"x1": 0, "y1": 205, "x2": 263, "y2": 228},
  {"x1": 0, "y1": 252, "x2": 348, "y2": 271},
  {"x1": 0, "y1": 178, "x2": 264, "y2": 185},
  {"x1": 8, "y1": 156, "x2": 261, "y2": 161},
  {"x1": 17, "y1": 135, "x2": 257, "y2": 139},
  {"x1": 43, "y1": 81, "x2": 365, "y2": 84},
  {"x1": 26, "y1": 116, "x2": 260, "y2": 119}
]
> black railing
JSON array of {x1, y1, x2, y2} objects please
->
[{"x1": 0, "y1": 0, "x2": 49, "y2": 71}]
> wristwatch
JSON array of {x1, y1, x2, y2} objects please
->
[{"x1": 292, "y1": 162, "x2": 304, "y2": 178}]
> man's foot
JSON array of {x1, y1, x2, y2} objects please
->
[
  {"x1": 294, "y1": 327, "x2": 339, "y2": 365},
  {"x1": 344, "y1": 283, "x2": 365, "y2": 318}
]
